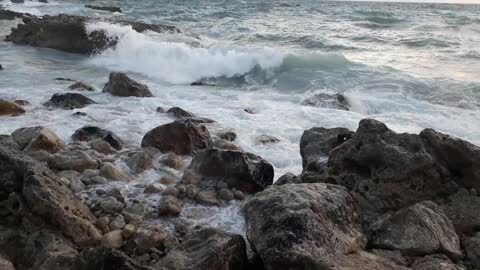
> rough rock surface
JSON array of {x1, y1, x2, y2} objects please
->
[
  {"x1": 244, "y1": 183, "x2": 366, "y2": 270},
  {"x1": 141, "y1": 121, "x2": 212, "y2": 155},
  {"x1": 275, "y1": 172, "x2": 301, "y2": 186},
  {"x1": 68, "y1": 81, "x2": 94, "y2": 91},
  {"x1": 0, "y1": 99, "x2": 26, "y2": 116},
  {"x1": 48, "y1": 150, "x2": 100, "y2": 172},
  {"x1": 154, "y1": 227, "x2": 247, "y2": 270},
  {"x1": 167, "y1": 107, "x2": 195, "y2": 118},
  {"x1": 369, "y1": 201, "x2": 462, "y2": 259},
  {"x1": 72, "y1": 126, "x2": 123, "y2": 150},
  {"x1": 126, "y1": 151, "x2": 153, "y2": 174},
  {"x1": 103, "y1": 72, "x2": 153, "y2": 97},
  {"x1": 328, "y1": 251, "x2": 409, "y2": 270},
  {"x1": 45, "y1": 93, "x2": 96, "y2": 109},
  {"x1": 184, "y1": 149, "x2": 274, "y2": 193},
  {"x1": 12, "y1": 126, "x2": 65, "y2": 153},
  {"x1": 464, "y1": 233, "x2": 480, "y2": 269},
  {"x1": 85, "y1": 5, "x2": 122, "y2": 13},
  {"x1": 411, "y1": 255, "x2": 465, "y2": 270},
  {"x1": 441, "y1": 190, "x2": 480, "y2": 234},
  {"x1": 301, "y1": 93, "x2": 350, "y2": 110}
]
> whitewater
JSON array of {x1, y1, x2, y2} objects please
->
[{"x1": 1, "y1": 0, "x2": 480, "y2": 235}]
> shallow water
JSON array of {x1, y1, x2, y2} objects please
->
[{"x1": 1, "y1": 0, "x2": 480, "y2": 235}]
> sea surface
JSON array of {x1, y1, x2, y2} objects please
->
[{"x1": 1, "y1": 0, "x2": 480, "y2": 234}]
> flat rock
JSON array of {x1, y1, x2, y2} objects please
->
[
  {"x1": 103, "y1": 72, "x2": 153, "y2": 97},
  {"x1": 12, "y1": 126, "x2": 65, "y2": 153},
  {"x1": 45, "y1": 93, "x2": 96, "y2": 109}
]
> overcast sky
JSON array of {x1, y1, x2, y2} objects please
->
[{"x1": 350, "y1": 0, "x2": 480, "y2": 3}]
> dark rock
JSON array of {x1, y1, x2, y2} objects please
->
[
  {"x1": 126, "y1": 151, "x2": 153, "y2": 174},
  {"x1": 103, "y1": 72, "x2": 153, "y2": 97},
  {"x1": 154, "y1": 227, "x2": 247, "y2": 270},
  {"x1": 300, "y1": 127, "x2": 353, "y2": 170},
  {"x1": 327, "y1": 251, "x2": 410, "y2": 270},
  {"x1": 73, "y1": 246, "x2": 148, "y2": 270},
  {"x1": 158, "y1": 196, "x2": 182, "y2": 216},
  {"x1": 159, "y1": 153, "x2": 184, "y2": 170},
  {"x1": 72, "y1": 112, "x2": 87, "y2": 117},
  {"x1": 85, "y1": 5, "x2": 122, "y2": 13},
  {"x1": 72, "y1": 126, "x2": 123, "y2": 150},
  {"x1": 194, "y1": 188, "x2": 220, "y2": 206},
  {"x1": 0, "y1": 99, "x2": 26, "y2": 116},
  {"x1": 244, "y1": 183, "x2": 366, "y2": 270},
  {"x1": 275, "y1": 172, "x2": 301, "y2": 186},
  {"x1": 127, "y1": 224, "x2": 172, "y2": 254},
  {"x1": 369, "y1": 201, "x2": 462, "y2": 259},
  {"x1": 441, "y1": 190, "x2": 480, "y2": 234},
  {"x1": 255, "y1": 134, "x2": 280, "y2": 145},
  {"x1": 370, "y1": 249, "x2": 408, "y2": 266},
  {"x1": 213, "y1": 139, "x2": 242, "y2": 151},
  {"x1": 45, "y1": 93, "x2": 96, "y2": 110},
  {"x1": 301, "y1": 93, "x2": 350, "y2": 111},
  {"x1": 167, "y1": 107, "x2": 195, "y2": 118},
  {"x1": 411, "y1": 254, "x2": 464, "y2": 270},
  {"x1": 93, "y1": 196, "x2": 124, "y2": 214},
  {"x1": 184, "y1": 149, "x2": 274, "y2": 193},
  {"x1": 464, "y1": 233, "x2": 480, "y2": 269},
  {"x1": 0, "y1": 9, "x2": 29, "y2": 20},
  {"x1": 13, "y1": 100, "x2": 30, "y2": 106},
  {"x1": 156, "y1": 107, "x2": 165, "y2": 113},
  {"x1": 218, "y1": 131, "x2": 237, "y2": 142},
  {"x1": 177, "y1": 117, "x2": 215, "y2": 124},
  {"x1": 0, "y1": 64, "x2": 2, "y2": 70},
  {"x1": 69, "y1": 81, "x2": 94, "y2": 91},
  {"x1": 11, "y1": 126, "x2": 65, "y2": 153},
  {"x1": 217, "y1": 188, "x2": 234, "y2": 202},
  {"x1": 141, "y1": 121, "x2": 212, "y2": 155},
  {"x1": 244, "y1": 108, "x2": 255, "y2": 114}
]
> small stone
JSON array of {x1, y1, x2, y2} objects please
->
[
  {"x1": 162, "y1": 186, "x2": 179, "y2": 197},
  {"x1": 244, "y1": 108, "x2": 255, "y2": 114},
  {"x1": 156, "y1": 107, "x2": 165, "y2": 113},
  {"x1": 159, "y1": 176, "x2": 174, "y2": 185},
  {"x1": 167, "y1": 107, "x2": 195, "y2": 118},
  {"x1": 160, "y1": 153, "x2": 184, "y2": 170},
  {"x1": 186, "y1": 184, "x2": 199, "y2": 199},
  {"x1": 69, "y1": 177, "x2": 85, "y2": 193},
  {"x1": 233, "y1": 189, "x2": 245, "y2": 201},
  {"x1": 68, "y1": 81, "x2": 94, "y2": 91},
  {"x1": 100, "y1": 162, "x2": 132, "y2": 181},
  {"x1": 96, "y1": 196, "x2": 124, "y2": 214},
  {"x1": 195, "y1": 189, "x2": 220, "y2": 206},
  {"x1": 255, "y1": 134, "x2": 280, "y2": 145},
  {"x1": 144, "y1": 183, "x2": 165, "y2": 194},
  {"x1": 218, "y1": 188, "x2": 234, "y2": 202},
  {"x1": 122, "y1": 224, "x2": 136, "y2": 238},
  {"x1": 216, "y1": 181, "x2": 228, "y2": 189},
  {"x1": 72, "y1": 112, "x2": 87, "y2": 117},
  {"x1": 83, "y1": 169, "x2": 98, "y2": 178},
  {"x1": 91, "y1": 176, "x2": 107, "y2": 184},
  {"x1": 96, "y1": 216, "x2": 110, "y2": 230},
  {"x1": 213, "y1": 139, "x2": 241, "y2": 151},
  {"x1": 218, "y1": 131, "x2": 237, "y2": 142},
  {"x1": 177, "y1": 185, "x2": 187, "y2": 198},
  {"x1": 89, "y1": 139, "x2": 115, "y2": 155},
  {"x1": 109, "y1": 215, "x2": 126, "y2": 230},
  {"x1": 102, "y1": 226, "x2": 111, "y2": 234},
  {"x1": 102, "y1": 230, "x2": 124, "y2": 249},
  {"x1": 158, "y1": 196, "x2": 182, "y2": 216},
  {"x1": 126, "y1": 151, "x2": 153, "y2": 174}
]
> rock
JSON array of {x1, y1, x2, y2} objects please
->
[
  {"x1": 167, "y1": 107, "x2": 195, "y2": 118},
  {"x1": 156, "y1": 107, "x2": 166, "y2": 113},
  {"x1": 103, "y1": 72, "x2": 153, "y2": 97},
  {"x1": 217, "y1": 188, "x2": 234, "y2": 202},
  {"x1": 0, "y1": 9, "x2": 29, "y2": 20},
  {"x1": 154, "y1": 227, "x2": 247, "y2": 270},
  {"x1": 48, "y1": 150, "x2": 100, "y2": 172},
  {"x1": 0, "y1": 257, "x2": 14, "y2": 270},
  {"x1": 300, "y1": 127, "x2": 353, "y2": 170},
  {"x1": 159, "y1": 176, "x2": 174, "y2": 185},
  {"x1": 464, "y1": 233, "x2": 480, "y2": 269},
  {"x1": 177, "y1": 117, "x2": 215, "y2": 124},
  {"x1": 325, "y1": 251, "x2": 409, "y2": 270},
  {"x1": 94, "y1": 196, "x2": 124, "y2": 214},
  {"x1": 96, "y1": 216, "x2": 110, "y2": 230},
  {"x1": 411, "y1": 255, "x2": 465, "y2": 270},
  {"x1": 110, "y1": 215, "x2": 126, "y2": 230},
  {"x1": 369, "y1": 201, "x2": 462, "y2": 259},
  {"x1": 13, "y1": 100, "x2": 30, "y2": 106},
  {"x1": 128, "y1": 225, "x2": 171, "y2": 254},
  {"x1": 68, "y1": 81, "x2": 94, "y2": 91},
  {"x1": 194, "y1": 188, "x2": 220, "y2": 206},
  {"x1": 233, "y1": 189, "x2": 245, "y2": 200},
  {"x1": 218, "y1": 131, "x2": 237, "y2": 142},
  {"x1": 244, "y1": 108, "x2": 255, "y2": 114},
  {"x1": 158, "y1": 196, "x2": 182, "y2": 216},
  {"x1": 301, "y1": 93, "x2": 350, "y2": 110},
  {"x1": 122, "y1": 224, "x2": 136, "y2": 239},
  {"x1": 442, "y1": 190, "x2": 480, "y2": 234},
  {"x1": 72, "y1": 126, "x2": 123, "y2": 150},
  {"x1": 162, "y1": 186, "x2": 179, "y2": 197},
  {"x1": 73, "y1": 246, "x2": 145, "y2": 270},
  {"x1": 184, "y1": 149, "x2": 274, "y2": 193},
  {"x1": 99, "y1": 163, "x2": 133, "y2": 181},
  {"x1": 370, "y1": 249, "x2": 408, "y2": 266},
  {"x1": 85, "y1": 5, "x2": 122, "y2": 13},
  {"x1": 45, "y1": 93, "x2": 96, "y2": 109},
  {"x1": 141, "y1": 121, "x2": 212, "y2": 155},
  {"x1": 0, "y1": 99, "x2": 26, "y2": 116},
  {"x1": 11, "y1": 126, "x2": 65, "y2": 153},
  {"x1": 89, "y1": 139, "x2": 115, "y2": 154},
  {"x1": 91, "y1": 176, "x2": 107, "y2": 184},
  {"x1": 102, "y1": 230, "x2": 124, "y2": 249},
  {"x1": 213, "y1": 139, "x2": 242, "y2": 151},
  {"x1": 275, "y1": 172, "x2": 301, "y2": 186},
  {"x1": 159, "y1": 153, "x2": 183, "y2": 170},
  {"x1": 244, "y1": 183, "x2": 366, "y2": 270},
  {"x1": 144, "y1": 183, "x2": 164, "y2": 194},
  {"x1": 255, "y1": 134, "x2": 280, "y2": 145},
  {"x1": 126, "y1": 151, "x2": 153, "y2": 174},
  {"x1": 186, "y1": 184, "x2": 200, "y2": 199},
  {"x1": 69, "y1": 177, "x2": 86, "y2": 193},
  {"x1": 72, "y1": 112, "x2": 87, "y2": 117}
]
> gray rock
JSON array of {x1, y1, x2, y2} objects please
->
[
  {"x1": 301, "y1": 93, "x2": 350, "y2": 111},
  {"x1": 85, "y1": 5, "x2": 122, "y2": 13},
  {"x1": 103, "y1": 72, "x2": 153, "y2": 97},
  {"x1": 109, "y1": 215, "x2": 126, "y2": 231},
  {"x1": 275, "y1": 172, "x2": 301, "y2": 186},
  {"x1": 94, "y1": 196, "x2": 124, "y2": 214},
  {"x1": 48, "y1": 150, "x2": 99, "y2": 172},
  {"x1": 464, "y1": 233, "x2": 480, "y2": 269},
  {"x1": 68, "y1": 81, "x2": 94, "y2": 91},
  {"x1": 90, "y1": 176, "x2": 107, "y2": 184},
  {"x1": 99, "y1": 163, "x2": 132, "y2": 181},
  {"x1": 194, "y1": 188, "x2": 220, "y2": 206},
  {"x1": 102, "y1": 230, "x2": 124, "y2": 249},
  {"x1": 244, "y1": 183, "x2": 366, "y2": 270},
  {"x1": 441, "y1": 190, "x2": 480, "y2": 234},
  {"x1": 11, "y1": 126, "x2": 65, "y2": 153},
  {"x1": 0, "y1": 257, "x2": 14, "y2": 270},
  {"x1": 411, "y1": 255, "x2": 465, "y2": 270},
  {"x1": 327, "y1": 251, "x2": 409, "y2": 270},
  {"x1": 45, "y1": 93, "x2": 96, "y2": 109},
  {"x1": 72, "y1": 126, "x2": 123, "y2": 150},
  {"x1": 217, "y1": 188, "x2": 234, "y2": 202},
  {"x1": 144, "y1": 183, "x2": 165, "y2": 194},
  {"x1": 370, "y1": 249, "x2": 408, "y2": 266},
  {"x1": 126, "y1": 151, "x2": 153, "y2": 174},
  {"x1": 218, "y1": 131, "x2": 237, "y2": 142},
  {"x1": 167, "y1": 107, "x2": 195, "y2": 118},
  {"x1": 255, "y1": 134, "x2": 280, "y2": 145},
  {"x1": 213, "y1": 139, "x2": 242, "y2": 151},
  {"x1": 158, "y1": 196, "x2": 182, "y2": 216}
]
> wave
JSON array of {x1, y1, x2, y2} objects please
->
[
  {"x1": 351, "y1": 10, "x2": 406, "y2": 26},
  {"x1": 399, "y1": 37, "x2": 459, "y2": 48},
  {"x1": 85, "y1": 21, "x2": 357, "y2": 85}
]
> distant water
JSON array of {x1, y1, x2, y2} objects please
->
[{"x1": 1, "y1": 0, "x2": 480, "y2": 179}]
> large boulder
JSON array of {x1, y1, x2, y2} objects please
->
[
  {"x1": 154, "y1": 227, "x2": 247, "y2": 270},
  {"x1": 183, "y1": 149, "x2": 274, "y2": 193},
  {"x1": 0, "y1": 99, "x2": 26, "y2": 116},
  {"x1": 102, "y1": 73, "x2": 153, "y2": 97},
  {"x1": 71, "y1": 126, "x2": 123, "y2": 150},
  {"x1": 141, "y1": 121, "x2": 212, "y2": 155},
  {"x1": 45, "y1": 93, "x2": 96, "y2": 110},
  {"x1": 369, "y1": 201, "x2": 462, "y2": 259},
  {"x1": 12, "y1": 126, "x2": 65, "y2": 153},
  {"x1": 244, "y1": 183, "x2": 366, "y2": 270}
]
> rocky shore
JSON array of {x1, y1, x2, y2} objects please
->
[{"x1": 2, "y1": 8, "x2": 480, "y2": 270}]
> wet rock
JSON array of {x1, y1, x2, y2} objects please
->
[
  {"x1": 69, "y1": 177, "x2": 86, "y2": 193},
  {"x1": 370, "y1": 249, "x2": 408, "y2": 266},
  {"x1": 159, "y1": 153, "x2": 183, "y2": 170},
  {"x1": 72, "y1": 111, "x2": 87, "y2": 117},
  {"x1": 441, "y1": 190, "x2": 480, "y2": 234},
  {"x1": 162, "y1": 186, "x2": 179, "y2": 197},
  {"x1": 85, "y1": 4, "x2": 122, "y2": 13},
  {"x1": 194, "y1": 188, "x2": 220, "y2": 206},
  {"x1": 45, "y1": 93, "x2": 96, "y2": 109},
  {"x1": 141, "y1": 121, "x2": 212, "y2": 155},
  {"x1": 300, "y1": 127, "x2": 353, "y2": 170},
  {"x1": 94, "y1": 196, "x2": 124, "y2": 214},
  {"x1": 144, "y1": 183, "x2": 164, "y2": 194},
  {"x1": 186, "y1": 184, "x2": 200, "y2": 199},
  {"x1": 103, "y1": 72, "x2": 153, "y2": 97},
  {"x1": 158, "y1": 196, "x2": 182, "y2": 216},
  {"x1": 275, "y1": 172, "x2": 301, "y2": 185},
  {"x1": 213, "y1": 139, "x2": 242, "y2": 151},
  {"x1": 167, "y1": 107, "x2": 195, "y2": 118},
  {"x1": 159, "y1": 176, "x2": 174, "y2": 185},
  {"x1": 128, "y1": 225, "x2": 171, "y2": 254},
  {"x1": 255, "y1": 134, "x2": 280, "y2": 145},
  {"x1": 99, "y1": 163, "x2": 132, "y2": 181},
  {"x1": 184, "y1": 149, "x2": 274, "y2": 193},
  {"x1": 0, "y1": 99, "x2": 26, "y2": 116},
  {"x1": 91, "y1": 176, "x2": 107, "y2": 184},
  {"x1": 464, "y1": 233, "x2": 480, "y2": 269},
  {"x1": 328, "y1": 251, "x2": 409, "y2": 270},
  {"x1": 233, "y1": 189, "x2": 245, "y2": 200},
  {"x1": 0, "y1": 257, "x2": 14, "y2": 270},
  {"x1": 244, "y1": 183, "x2": 366, "y2": 270},
  {"x1": 177, "y1": 117, "x2": 216, "y2": 124},
  {"x1": 68, "y1": 81, "x2": 94, "y2": 91},
  {"x1": 126, "y1": 151, "x2": 153, "y2": 174},
  {"x1": 13, "y1": 99, "x2": 30, "y2": 106},
  {"x1": 102, "y1": 230, "x2": 124, "y2": 249},
  {"x1": 218, "y1": 131, "x2": 237, "y2": 142},
  {"x1": 369, "y1": 201, "x2": 461, "y2": 259},
  {"x1": 110, "y1": 215, "x2": 126, "y2": 231},
  {"x1": 217, "y1": 188, "x2": 234, "y2": 202},
  {"x1": 89, "y1": 139, "x2": 115, "y2": 154},
  {"x1": 12, "y1": 126, "x2": 65, "y2": 153},
  {"x1": 154, "y1": 227, "x2": 247, "y2": 270},
  {"x1": 244, "y1": 108, "x2": 255, "y2": 114},
  {"x1": 73, "y1": 245, "x2": 146, "y2": 270},
  {"x1": 0, "y1": 9, "x2": 29, "y2": 20},
  {"x1": 96, "y1": 216, "x2": 110, "y2": 230},
  {"x1": 72, "y1": 125, "x2": 123, "y2": 150},
  {"x1": 49, "y1": 150, "x2": 100, "y2": 172},
  {"x1": 301, "y1": 93, "x2": 350, "y2": 110},
  {"x1": 411, "y1": 255, "x2": 464, "y2": 270},
  {"x1": 123, "y1": 224, "x2": 136, "y2": 239}
]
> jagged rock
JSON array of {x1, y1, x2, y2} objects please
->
[
  {"x1": 45, "y1": 93, "x2": 96, "y2": 109},
  {"x1": 0, "y1": 99, "x2": 26, "y2": 116},
  {"x1": 127, "y1": 225, "x2": 172, "y2": 254},
  {"x1": 369, "y1": 201, "x2": 462, "y2": 259},
  {"x1": 85, "y1": 5, "x2": 122, "y2": 13},
  {"x1": 275, "y1": 172, "x2": 301, "y2": 186},
  {"x1": 73, "y1": 246, "x2": 147, "y2": 270},
  {"x1": 213, "y1": 139, "x2": 242, "y2": 151},
  {"x1": 411, "y1": 255, "x2": 465, "y2": 270},
  {"x1": 102, "y1": 230, "x2": 124, "y2": 249},
  {"x1": 68, "y1": 81, "x2": 94, "y2": 91},
  {"x1": 99, "y1": 163, "x2": 132, "y2": 181},
  {"x1": 72, "y1": 126, "x2": 123, "y2": 150},
  {"x1": 154, "y1": 227, "x2": 247, "y2": 270},
  {"x1": 48, "y1": 150, "x2": 100, "y2": 172},
  {"x1": 244, "y1": 183, "x2": 366, "y2": 270},
  {"x1": 184, "y1": 149, "x2": 274, "y2": 193},
  {"x1": 103, "y1": 72, "x2": 153, "y2": 97},
  {"x1": 167, "y1": 107, "x2": 195, "y2": 118},
  {"x1": 141, "y1": 121, "x2": 212, "y2": 155},
  {"x1": 301, "y1": 93, "x2": 350, "y2": 110},
  {"x1": 255, "y1": 134, "x2": 280, "y2": 145},
  {"x1": 158, "y1": 196, "x2": 182, "y2": 216},
  {"x1": 442, "y1": 190, "x2": 480, "y2": 234},
  {"x1": 12, "y1": 126, "x2": 65, "y2": 153},
  {"x1": 126, "y1": 151, "x2": 153, "y2": 174},
  {"x1": 370, "y1": 249, "x2": 408, "y2": 266}
]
